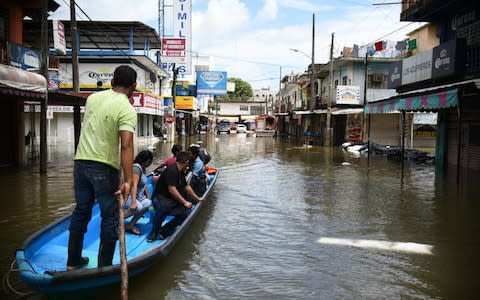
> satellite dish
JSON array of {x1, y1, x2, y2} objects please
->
[{"x1": 150, "y1": 72, "x2": 157, "y2": 83}]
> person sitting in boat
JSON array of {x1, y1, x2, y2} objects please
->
[
  {"x1": 187, "y1": 144, "x2": 207, "y2": 196},
  {"x1": 124, "y1": 150, "x2": 153, "y2": 235},
  {"x1": 153, "y1": 144, "x2": 183, "y2": 174},
  {"x1": 147, "y1": 151, "x2": 203, "y2": 242}
]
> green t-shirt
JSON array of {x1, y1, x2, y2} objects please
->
[{"x1": 75, "y1": 89, "x2": 137, "y2": 169}]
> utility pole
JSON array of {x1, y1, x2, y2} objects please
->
[
  {"x1": 310, "y1": 13, "x2": 315, "y2": 110},
  {"x1": 70, "y1": 0, "x2": 81, "y2": 152},
  {"x1": 325, "y1": 32, "x2": 334, "y2": 147},
  {"x1": 40, "y1": 0, "x2": 48, "y2": 173},
  {"x1": 278, "y1": 65, "x2": 282, "y2": 113}
]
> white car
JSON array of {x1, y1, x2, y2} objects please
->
[{"x1": 236, "y1": 124, "x2": 247, "y2": 133}]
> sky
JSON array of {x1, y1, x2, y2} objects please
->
[{"x1": 50, "y1": 0, "x2": 422, "y2": 90}]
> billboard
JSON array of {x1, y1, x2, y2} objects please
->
[{"x1": 196, "y1": 71, "x2": 227, "y2": 95}]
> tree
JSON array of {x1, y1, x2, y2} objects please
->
[{"x1": 217, "y1": 77, "x2": 253, "y2": 102}]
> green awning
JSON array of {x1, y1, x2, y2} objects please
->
[{"x1": 365, "y1": 88, "x2": 458, "y2": 113}]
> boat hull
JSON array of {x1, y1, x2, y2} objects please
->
[{"x1": 15, "y1": 170, "x2": 219, "y2": 294}]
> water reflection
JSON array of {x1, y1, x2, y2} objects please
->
[{"x1": 1, "y1": 133, "x2": 479, "y2": 299}]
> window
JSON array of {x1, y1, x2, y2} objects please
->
[
  {"x1": 240, "y1": 105, "x2": 249, "y2": 111},
  {"x1": 334, "y1": 80, "x2": 338, "y2": 87},
  {"x1": 368, "y1": 74, "x2": 387, "y2": 88},
  {"x1": 342, "y1": 76, "x2": 347, "y2": 85},
  {"x1": 250, "y1": 106, "x2": 264, "y2": 115}
]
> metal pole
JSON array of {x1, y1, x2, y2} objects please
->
[
  {"x1": 363, "y1": 52, "x2": 370, "y2": 167},
  {"x1": 40, "y1": 0, "x2": 48, "y2": 173},
  {"x1": 325, "y1": 33, "x2": 334, "y2": 147}
]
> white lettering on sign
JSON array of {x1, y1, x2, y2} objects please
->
[
  {"x1": 172, "y1": 0, "x2": 192, "y2": 75},
  {"x1": 451, "y1": 10, "x2": 476, "y2": 31},
  {"x1": 434, "y1": 49, "x2": 451, "y2": 69},
  {"x1": 402, "y1": 49, "x2": 433, "y2": 85}
]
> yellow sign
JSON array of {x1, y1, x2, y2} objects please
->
[{"x1": 175, "y1": 96, "x2": 194, "y2": 110}]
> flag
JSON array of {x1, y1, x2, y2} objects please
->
[
  {"x1": 374, "y1": 40, "x2": 384, "y2": 51},
  {"x1": 395, "y1": 41, "x2": 407, "y2": 50},
  {"x1": 408, "y1": 39, "x2": 417, "y2": 50}
]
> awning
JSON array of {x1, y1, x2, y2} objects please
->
[
  {"x1": 0, "y1": 64, "x2": 47, "y2": 98},
  {"x1": 365, "y1": 88, "x2": 459, "y2": 113},
  {"x1": 293, "y1": 110, "x2": 313, "y2": 115},
  {"x1": 331, "y1": 108, "x2": 364, "y2": 115}
]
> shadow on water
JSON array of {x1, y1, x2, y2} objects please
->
[{"x1": 1, "y1": 134, "x2": 480, "y2": 299}]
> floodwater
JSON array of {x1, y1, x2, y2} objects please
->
[{"x1": 1, "y1": 133, "x2": 479, "y2": 299}]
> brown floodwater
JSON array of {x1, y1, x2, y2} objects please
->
[{"x1": 1, "y1": 133, "x2": 479, "y2": 299}]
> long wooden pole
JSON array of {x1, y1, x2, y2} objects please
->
[{"x1": 117, "y1": 193, "x2": 128, "y2": 299}]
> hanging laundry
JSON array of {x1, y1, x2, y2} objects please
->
[
  {"x1": 367, "y1": 44, "x2": 376, "y2": 56},
  {"x1": 352, "y1": 44, "x2": 359, "y2": 57},
  {"x1": 374, "y1": 40, "x2": 384, "y2": 51},
  {"x1": 395, "y1": 40, "x2": 407, "y2": 50},
  {"x1": 408, "y1": 39, "x2": 417, "y2": 50}
]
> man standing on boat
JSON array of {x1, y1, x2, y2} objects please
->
[
  {"x1": 67, "y1": 65, "x2": 137, "y2": 270},
  {"x1": 147, "y1": 151, "x2": 204, "y2": 242}
]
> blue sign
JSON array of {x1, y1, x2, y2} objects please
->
[
  {"x1": 196, "y1": 71, "x2": 227, "y2": 95},
  {"x1": 8, "y1": 42, "x2": 41, "y2": 70}
]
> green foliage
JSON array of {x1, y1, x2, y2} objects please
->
[{"x1": 216, "y1": 77, "x2": 253, "y2": 102}]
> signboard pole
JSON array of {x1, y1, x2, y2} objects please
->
[{"x1": 166, "y1": 64, "x2": 178, "y2": 142}]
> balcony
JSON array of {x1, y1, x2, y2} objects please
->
[{"x1": 400, "y1": 0, "x2": 455, "y2": 22}]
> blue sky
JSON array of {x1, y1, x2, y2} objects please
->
[{"x1": 51, "y1": 0, "x2": 421, "y2": 90}]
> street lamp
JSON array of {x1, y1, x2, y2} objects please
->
[{"x1": 289, "y1": 48, "x2": 315, "y2": 110}]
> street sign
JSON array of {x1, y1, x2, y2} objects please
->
[
  {"x1": 161, "y1": 38, "x2": 186, "y2": 64},
  {"x1": 165, "y1": 115, "x2": 174, "y2": 124}
]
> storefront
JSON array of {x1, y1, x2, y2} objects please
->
[{"x1": 0, "y1": 64, "x2": 47, "y2": 166}]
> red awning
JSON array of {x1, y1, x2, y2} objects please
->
[{"x1": 0, "y1": 64, "x2": 47, "y2": 98}]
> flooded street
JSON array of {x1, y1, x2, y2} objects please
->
[{"x1": 1, "y1": 133, "x2": 479, "y2": 299}]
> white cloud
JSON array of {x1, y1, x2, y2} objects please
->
[
  {"x1": 50, "y1": 0, "x2": 158, "y2": 23},
  {"x1": 255, "y1": 0, "x2": 279, "y2": 22}
]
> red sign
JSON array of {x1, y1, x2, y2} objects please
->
[
  {"x1": 165, "y1": 115, "x2": 174, "y2": 124},
  {"x1": 161, "y1": 38, "x2": 186, "y2": 63}
]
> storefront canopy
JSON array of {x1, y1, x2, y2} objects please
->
[
  {"x1": 0, "y1": 64, "x2": 47, "y2": 98},
  {"x1": 365, "y1": 78, "x2": 480, "y2": 114},
  {"x1": 365, "y1": 88, "x2": 458, "y2": 113}
]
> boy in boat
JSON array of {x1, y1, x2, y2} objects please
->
[
  {"x1": 67, "y1": 65, "x2": 137, "y2": 270},
  {"x1": 147, "y1": 151, "x2": 203, "y2": 242}
]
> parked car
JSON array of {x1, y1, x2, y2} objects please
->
[
  {"x1": 217, "y1": 122, "x2": 231, "y2": 134},
  {"x1": 236, "y1": 124, "x2": 247, "y2": 133}
]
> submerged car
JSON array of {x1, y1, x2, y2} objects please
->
[
  {"x1": 236, "y1": 124, "x2": 247, "y2": 133},
  {"x1": 217, "y1": 122, "x2": 231, "y2": 134}
]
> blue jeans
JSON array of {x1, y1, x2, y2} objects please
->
[{"x1": 69, "y1": 160, "x2": 120, "y2": 241}]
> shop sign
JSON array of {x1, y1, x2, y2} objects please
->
[
  {"x1": 335, "y1": 85, "x2": 360, "y2": 105},
  {"x1": 175, "y1": 96, "x2": 194, "y2": 110},
  {"x1": 388, "y1": 61, "x2": 402, "y2": 89},
  {"x1": 8, "y1": 42, "x2": 40, "y2": 70},
  {"x1": 432, "y1": 39, "x2": 465, "y2": 79},
  {"x1": 402, "y1": 49, "x2": 432, "y2": 85}
]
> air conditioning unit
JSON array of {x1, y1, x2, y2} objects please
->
[{"x1": 372, "y1": 74, "x2": 384, "y2": 82}]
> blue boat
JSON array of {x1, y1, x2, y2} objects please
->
[{"x1": 15, "y1": 169, "x2": 219, "y2": 294}]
